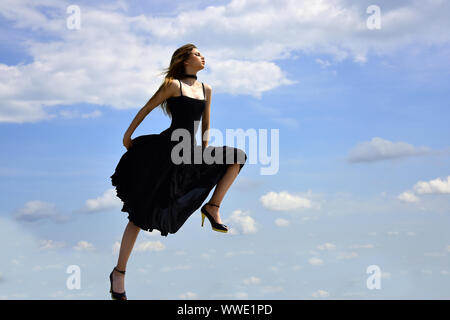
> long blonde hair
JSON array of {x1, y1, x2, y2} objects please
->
[{"x1": 156, "y1": 43, "x2": 197, "y2": 118}]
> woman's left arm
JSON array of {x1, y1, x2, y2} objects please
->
[{"x1": 201, "y1": 84, "x2": 212, "y2": 149}]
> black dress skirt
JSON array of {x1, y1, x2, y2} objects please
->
[{"x1": 110, "y1": 81, "x2": 247, "y2": 237}]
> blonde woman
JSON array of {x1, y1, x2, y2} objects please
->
[{"x1": 109, "y1": 44, "x2": 247, "y2": 300}]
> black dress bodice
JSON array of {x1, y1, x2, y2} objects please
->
[
  {"x1": 160, "y1": 95, "x2": 205, "y2": 146},
  {"x1": 160, "y1": 80, "x2": 207, "y2": 146}
]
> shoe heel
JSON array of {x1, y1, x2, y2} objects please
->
[
  {"x1": 109, "y1": 267, "x2": 127, "y2": 300},
  {"x1": 200, "y1": 204, "x2": 228, "y2": 233}
]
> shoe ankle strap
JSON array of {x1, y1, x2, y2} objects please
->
[
  {"x1": 207, "y1": 202, "x2": 220, "y2": 208},
  {"x1": 114, "y1": 266, "x2": 126, "y2": 274}
]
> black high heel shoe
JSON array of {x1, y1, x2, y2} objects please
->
[
  {"x1": 200, "y1": 203, "x2": 228, "y2": 233},
  {"x1": 109, "y1": 266, "x2": 127, "y2": 300}
]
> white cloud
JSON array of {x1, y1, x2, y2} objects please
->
[
  {"x1": 260, "y1": 191, "x2": 312, "y2": 211},
  {"x1": 227, "y1": 209, "x2": 257, "y2": 235},
  {"x1": 317, "y1": 243, "x2": 336, "y2": 250},
  {"x1": 312, "y1": 289, "x2": 330, "y2": 298},
  {"x1": 274, "y1": 218, "x2": 289, "y2": 227},
  {"x1": 308, "y1": 257, "x2": 324, "y2": 266},
  {"x1": 13, "y1": 200, "x2": 69, "y2": 223},
  {"x1": 38, "y1": 239, "x2": 66, "y2": 250},
  {"x1": 2, "y1": 0, "x2": 450, "y2": 122},
  {"x1": 243, "y1": 276, "x2": 261, "y2": 285},
  {"x1": 397, "y1": 191, "x2": 420, "y2": 203},
  {"x1": 82, "y1": 188, "x2": 123, "y2": 213},
  {"x1": 347, "y1": 137, "x2": 431, "y2": 163},
  {"x1": 413, "y1": 176, "x2": 450, "y2": 194},
  {"x1": 134, "y1": 240, "x2": 166, "y2": 252},
  {"x1": 398, "y1": 176, "x2": 450, "y2": 204},
  {"x1": 202, "y1": 59, "x2": 295, "y2": 97},
  {"x1": 73, "y1": 240, "x2": 95, "y2": 252}
]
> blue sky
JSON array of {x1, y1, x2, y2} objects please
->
[{"x1": 1, "y1": 0, "x2": 450, "y2": 299}]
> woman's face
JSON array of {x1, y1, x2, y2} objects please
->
[{"x1": 185, "y1": 48, "x2": 205, "y2": 70}]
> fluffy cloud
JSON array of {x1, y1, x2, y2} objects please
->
[
  {"x1": 274, "y1": 218, "x2": 289, "y2": 227},
  {"x1": 73, "y1": 240, "x2": 95, "y2": 251},
  {"x1": 260, "y1": 191, "x2": 312, "y2": 211},
  {"x1": 82, "y1": 188, "x2": 122, "y2": 213},
  {"x1": 134, "y1": 240, "x2": 166, "y2": 252},
  {"x1": 2, "y1": 0, "x2": 450, "y2": 122},
  {"x1": 413, "y1": 176, "x2": 450, "y2": 195},
  {"x1": 347, "y1": 137, "x2": 431, "y2": 163},
  {"x1": 227, "y1": 209, "x2": 257, "y2": 235},
  {"x1": 13, "y1": 200, "x2": 69, "y2": 223},
  {"x1": 397, "y1": 191, "x2": 420, "y2": 203},
  {"x1": 398, "y1": 175, "x2": 450, "y2": 203}
]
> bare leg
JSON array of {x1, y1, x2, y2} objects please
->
[
  {"x1": 112, "y1": 220, "x2": 140, "y2": 293},
  {"x1": 205, "y1": 163, "x2": 241, "y2": 224}
]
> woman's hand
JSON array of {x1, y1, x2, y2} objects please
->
[{"x1": 123, "y1": 135, "x2": 133, "y2": 150}]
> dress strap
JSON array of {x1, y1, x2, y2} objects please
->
[
  {"x1": 202, "y1": 82, "x2": 205, "y2": 100},
  {"x1": 178, "y1": 79, "x2": 183, "y2": 96}
]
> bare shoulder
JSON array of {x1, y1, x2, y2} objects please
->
[
  {"x1": 202, "y1": 82, "x2": 212, "y2": 95},
  {"x1": 168, "y1": 78, "x2": 180, "y2": 94},
  {"x1": 202, "y1": 82, "x2": 212, "y2": 91},
  {"x1": 159, "y1": 78, "x2": 179, "y2": 99}
]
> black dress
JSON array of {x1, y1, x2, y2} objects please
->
[{"x1": 110, "y1": 80, "x2": 247, "y2": 237}]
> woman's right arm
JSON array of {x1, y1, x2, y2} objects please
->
[{"x1": 123, "y1": 80, "x2": 176, "y2": 149}]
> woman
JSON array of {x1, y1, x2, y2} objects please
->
[{"x1": 109, "y1": 44, "x2": 247, "y2": 300}]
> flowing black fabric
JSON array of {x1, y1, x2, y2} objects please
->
[{"x1": 110, "y1": 82, "x2": 247, "y2": 237}]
